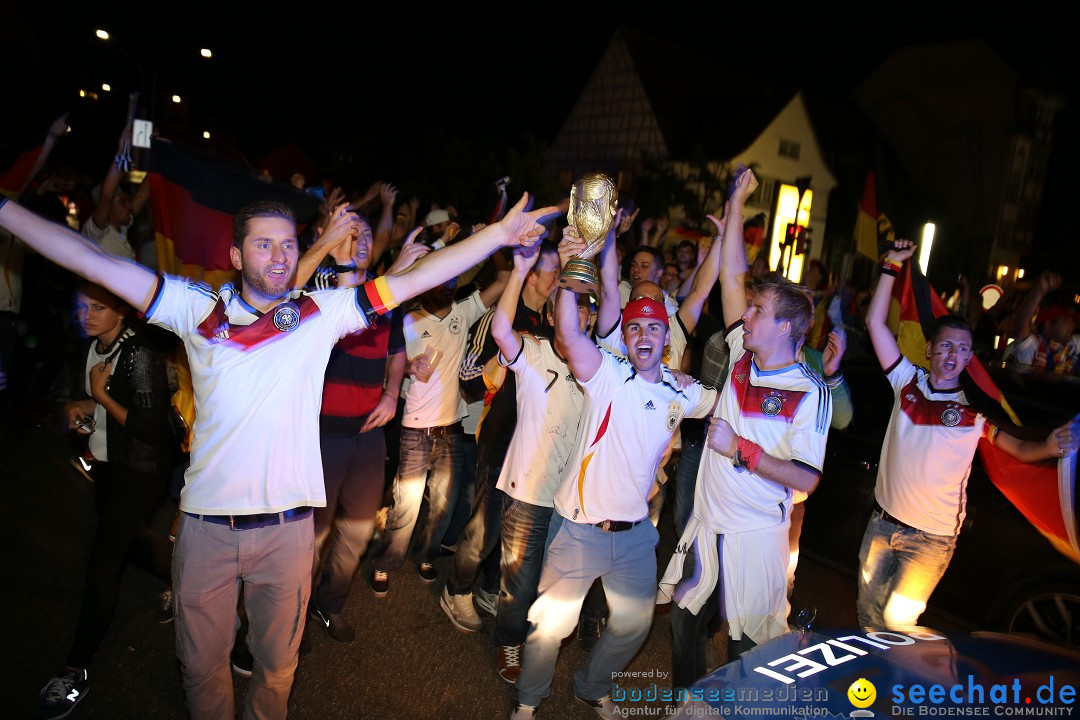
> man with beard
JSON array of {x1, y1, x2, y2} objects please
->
[
  {"x1": 0, "y1": 192, "x2": 556, "y2": 720},
  {"x1": 510, "y1": 236, "x2": 717, "y2": 719}
]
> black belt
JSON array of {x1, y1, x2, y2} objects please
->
[
  {"x1": 409, "y1": 422, "x2": 463, "y2": 437},
  {"x1": 593, "y1": 519, "x2": 643, "y2": 533},
  {"x1": 874, "y1": 503, "x2": 914, "y2": 531},
  {"x1": 185, "y1": 506, "x2": 312, "y2": 531}
]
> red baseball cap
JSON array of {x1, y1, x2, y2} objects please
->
[{"x1": 622, "y1": 298, "x2": 668, "y2": 327}]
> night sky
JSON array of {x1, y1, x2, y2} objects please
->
[{"x1": 5, "y1": 3, "x2": 1076, "y2": 259}]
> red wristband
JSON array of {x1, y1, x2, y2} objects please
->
[{"x1": 736, "y1": 436, "x2": 763, "y2": 473}]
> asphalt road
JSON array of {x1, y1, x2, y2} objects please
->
[{"x1": 1, "y1": 407, "x2": 966, "y2": 720}]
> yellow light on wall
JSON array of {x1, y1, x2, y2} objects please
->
[
  {"x1": 1017, "y1": 269, "x2": 1025, "y2": 279},
  {"x1": 997, "y1": 265, "x2": 1009, "y2": 278},
  {"x1": 101, "y1": 83, "x2": 111, "y2": 92},
  {"x1": 78, "y1": 89, "x2": 86, "y2": 97},
  {"x1": 768, "y1": 184, "x2": 812, "y2": 281},
  {"x1": 918, "y1": 223, "x2": 935, "y2": 275}
]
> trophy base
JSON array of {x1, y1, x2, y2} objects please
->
[{"x1": 559, "y1": 258, "x2": 599, "y2": 294}]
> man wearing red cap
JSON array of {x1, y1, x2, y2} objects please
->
[{"x1": 510, "y1": 244, "x2": 718, "y2": 720}]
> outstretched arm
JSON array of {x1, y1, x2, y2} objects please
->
[
  {"x1": 719, "y1": 170, "x2": 756, "y2": 328},
  {"x1": 372, "y1": 182, "x2": 398, "y2": 264},
  {"x1": 867, "y1": 240, "x2": 915, "y2": 371},
  {"x1": 996, "y1": 414, "x2": 1080, "y2": 463},
  {"x1": 0, "y1": 198, "x2": 157, "y2": 311},
  {"x1": 378, "y1": 194, "x2": 556, "y2": 306}
]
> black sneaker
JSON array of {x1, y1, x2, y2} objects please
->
[
  {"x1": 367, "y1": 568, "x2": 389, "y2": 598},
  {"x1": 417, "y1": 561, "x2": 437, "y2": 583},
  {"x1": 577, "y1": 617, "x2": 606, "y2": 651},
  {"x1": 38, "y1": 668, "x2": 89, "y2": 720},
  {"x1": 309, "y1": 603, "x2": 355, "y2": 643},
  {"x1": 231, "y1": 641, "x2": 253, "y2": 678}
]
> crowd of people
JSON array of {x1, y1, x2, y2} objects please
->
[{"x1": 2, "y1": 122, "x2": 1079, "y2": 720}]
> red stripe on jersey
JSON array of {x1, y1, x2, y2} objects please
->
[
  {"x1": 590, "y1": 403, "x2": 613, "y2": 448},
  {"x1": 729, "y1": 354, "x2": 806, "y2": 422},
  {"x1": 196, "y1": 296, "x2": 322, "y2": 351},
  {"x1": 899, "y1": 377, "x2": 977, "y2": 427}
]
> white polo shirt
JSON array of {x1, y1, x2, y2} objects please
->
[
  {"x1": 553, "y1": 349, "x2": 715, "y2": 523},
  {"x1": 146, "y1": 275, "x2": 368, "y2": 515},
  {"x1": 82, "y1": 216, "x2": 135, "y2": 260},
  {"x1": 497, "y1": 335, "x2": 583, "y2": 507},
  {"x1": 401, "y1": 290, "x2": 486, "y2": 429},
  {"x1": 876, "y1": 356, "x2": 989, "y2": 536},
  {"x1": 695, "y1": 323, "x2": 832, "y2": 534}
]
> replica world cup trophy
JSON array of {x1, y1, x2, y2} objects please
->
[{"x1": 558, "y1": 172, "x2": 618, "y2": 293}]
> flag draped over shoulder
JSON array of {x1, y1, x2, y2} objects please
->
[
  {"x1": 890, "y1": 261, "x2": 1080, "y2": 564},
  {"x1": 147, "y1": 140, "x2": 320, "y2": 289}
]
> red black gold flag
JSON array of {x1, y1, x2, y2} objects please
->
[
  {"x1": 147, "y1": 140, "x2": 320, "y2": 288},
  {"x1": 0, "y1": 146, "x2": 44, "y2": 199},
  {"x1": 853, "y1": 170, "x2": 898, "y2": 260},
  {"x1": 891, "y1": 261, "x2": 1079, "y2": 564}
]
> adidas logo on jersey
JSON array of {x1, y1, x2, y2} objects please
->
[
  {"x1": 644, "y1": 400, "x2": 656, "y2": 411},
  {"x1": 421, "y1": 331, "x2": 432, "y2": 338}
]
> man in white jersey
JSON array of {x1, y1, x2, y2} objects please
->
[
  {"x1": 859, "y1": 238, "x2": 1078, "y2": 629},
  {"x1": 660, "y1": 169, "x2": 832, "y2": 688},
  {"x1": 465, "y1": 243, "x2": 585, "y2": 683},
  {"x1": 0, "y1": 192, "x2": 556, "y2": 720},
  {"x1": 511, "y1": 262, "x2": 717, "y2": 719}
]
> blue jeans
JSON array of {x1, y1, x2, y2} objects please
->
[
  {"x1": 494, "y1": 497, "x2": 553, "y2": 646},
  {"x1": 516, "y1": 514, "x2": 659, "y2": 707},
  {"x1": 447, "y1": 444, "x2": 503, "y2": 596},
  {"x1": 373, "y1": 425, "x2": 465, "y2": 570},
  {"x1": 856, "y1": 508, "x2": 957, "y2": 629}
]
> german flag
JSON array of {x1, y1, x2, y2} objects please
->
[
  {"x1": 147, "y1": 140, "x2": 320, "y2": 288},
  {"x1": 891, "y1": 261, "x2": 1080, "y2": 564},
  {"x1": 853, "y1": 170, "x2": 897, "y2": 260},
  {"x1": 0, "y1": 146, "x2": 43, "y2": 199}
]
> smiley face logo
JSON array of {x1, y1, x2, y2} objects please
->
[{"x1": 847, "y1": 678, "x2": 876, "y2": 709}]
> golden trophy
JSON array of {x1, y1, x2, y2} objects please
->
[{"x1": 559, "y1": 172, "x2": 618, "y2": 293}]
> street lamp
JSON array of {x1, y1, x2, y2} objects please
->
[
  {"x1": 95, "y1": 29, "x2": 109, "y2": 40},
  {"x1": 918, "y1": 222, "x2": 935, "y2": 275}
]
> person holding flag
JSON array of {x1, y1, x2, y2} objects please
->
[{"x1": 858, "y1": 238, "x2": 1080, "y2": 630}]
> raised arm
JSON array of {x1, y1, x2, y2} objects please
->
[
  {"x1": 556, "y1": 286, "x2": 602, "y2": 382},
  {"x1": 293, "y1": 200, "x2": 354, "y2": 289},
  {"x1": 867, "y1": 240, "x2": 915, "y2": 371},
  {"x1": 677, "y1": 205, "x2": 727, "y2": 335},
  {"x1": 491, "y1": 245, "x2": 537, "y2": 361},
  {"x1": 371, "y1": 182, "x2": 398, "y2": 264},
  {"x1": 0, "y1": 198, "x2": 156, "y2": 311},
  {"x1": 1011, "y1": 271, "x2": 1060, "y2": 343},
  {"x1": 379, "y1": 193, "x2": 557, "y2": 306},
  {"x1": 478, "y1": 250, "x2": 512, "y2": 309},
  {"x1": 719, "y1": 170, "x2": 756, "y2": 327},
  {"x1": 593, "y1": 214, "x2": 623, "y2": 338},
  {"x1": 90, "y1": 129, "x2": 131, "y2": 229}
]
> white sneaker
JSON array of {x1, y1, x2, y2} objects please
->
[
  {"x1": 475, "y1": 586, "x2": 499, "y2": 616},
  {"x1": 576, "y1": 694, "x2": 621, "y2": 719},
  {"x1": 440, "y1": 587, "x2": 483, "y2": 633},
  {"x1": 509, "y1": 703, "x2": 537, "y2": 719}
]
